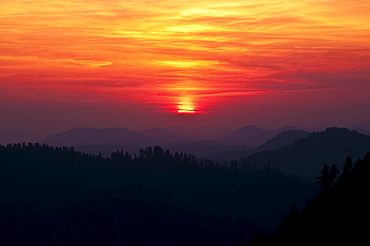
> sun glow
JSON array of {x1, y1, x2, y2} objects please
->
[
  {"x1": 177, "y1": 106, "x2": 195, "y2": 114},
  {"x1": 177, "y1": 97, "x2": 196, "y2": 114}
]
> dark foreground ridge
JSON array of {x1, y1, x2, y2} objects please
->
[
  {"x1": 249, "y1": 152, "x2": 370, "y2": 246},
  {"x1": 0, "y1": 143, "x2": 316, "y2": 245}
]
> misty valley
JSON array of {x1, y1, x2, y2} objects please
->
[{"x1": 1, "y1": 126, "x2": 369, "y2": 245}]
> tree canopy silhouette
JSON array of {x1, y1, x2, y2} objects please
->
[
  {"x1": 249, "y1": 151, "x2": 370, "y2": 246},
  {"x1": 316, "y1": 164, "x2": 339, "y2": 191},
  {"x1": 0, "y1": 142, "x2": 316, "y2": 246}
]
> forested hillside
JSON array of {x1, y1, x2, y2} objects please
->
[
  {"x1": 243, "y1": 128, "x2": 370, "y2": 179},
  {"x1": 0, "y1": 143, "x2": 316, "y2": 245},
  {"x1": 249, "y1": 152, "x2": 370, "y2": 246}
]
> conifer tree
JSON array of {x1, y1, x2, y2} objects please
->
[
  {"x1": 316, "y1": 164, "x2": 339, "y2": 191},
  {"x1": 342, "y1": 155, "x2": 353, "y2": 175}
]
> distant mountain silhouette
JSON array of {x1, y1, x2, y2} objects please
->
[
  {"x1": 221, "y1": 125, "x2": 297, "y2": 146},
  {"x1": 243, "y1": 127, "x2": 370, "y2": 179},
  {"x1": 40, "y1": 127, "x2": 248, "y2": 158},
  {"x1": 257, "y1": 130, "x2": 310, "y2": 151},
  {"x1": 40, "y1": 127, "x2": 187, "y2": 147},
  {"x1": 40, "y1": 127, "x2": 153, "y2": 146},
  {"x1": 42, "y1": 126, "x2": 307, "y2": 159},
  {"x1": 208, "y1": 129, "x2": 309, "y2": 161},
  {"x1": 141, "y1": 127, "x2": 187, "y2": 142}
]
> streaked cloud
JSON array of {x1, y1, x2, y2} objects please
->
[{"x1": 1, "y1": 0, "x2": 370, "y2": 112}]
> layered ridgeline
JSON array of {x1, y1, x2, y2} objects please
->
[
  {"x1": 0, "y1": 143, "x2": 317, "y2": 246},
  {"x1": 249, "y1": 152, "x2": 370, "y2": 246},
  {"x1": 220, "y1": 125, "x2": 297, "y2": 147},
  {"x1": 241, "y1": 128, "x2": 370, "y2": 180},
  {"x1": 39, "y1": 125, "x2": 301, "y2": 159},
  {"x1": 209, "y1": 129, "x2": 310, "y2": 161},
  {"x1": 40, "y1": 127, "x2": 188, "y2": 146},
  {"x1": 39, "y1": 127, "x2": 248, "y2": 158}
]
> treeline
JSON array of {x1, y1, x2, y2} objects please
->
[
  {"x1": 249, "y1": 152, "x2": 370, "y2": 245},
  {"x1": 0, "y1": 143, "x2": 317, "y2": 245}
]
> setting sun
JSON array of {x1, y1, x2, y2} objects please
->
[
  {"x1": 177, "y1": 97, "x2": 196, "y2": 114},
  {"x1": 177, "y1": 106, "x2": 196, "y2": 114}
]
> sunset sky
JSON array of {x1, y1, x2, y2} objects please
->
[{"x1": 1, "y1": 0, "x2": 370, "y2": 143}]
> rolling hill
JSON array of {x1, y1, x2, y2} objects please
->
[
  {"x1": 39, "y1": 127, "x2": 244, "y2": 158},
  {"x1": 242, "y1": 127, "x2": 370, "y2": 179},
  {"x1": 0, "y1": 143, "x2": 318, "y2": 245},
  {"x1": 208, "y1": 129, "x2": 310, "y2": 161},
  {"x1": 221, "y1": 125, "x2": 297, "y2": 146},
  {"x1": 40, "y1": 127, "x2": 187, "y2": 146}
]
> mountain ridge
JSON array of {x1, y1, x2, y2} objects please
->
[
  {"x1": 207, "y1": 129, "x2": 310, "y2": 161},
  {"x1": 39, "y1": 127, "x2": 185, "y2": 147},
  {"x1": 39, "y1": 125, "x2": 303, "y2": 158},
  {"x1": 242, "y1": 127, "x2": 370, "y2": 179},
  {"x1": 221, "y1": 125, "x2": 297, "y2": 146}
]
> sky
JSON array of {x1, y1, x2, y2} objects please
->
[{"x1": 1, "y1": 0, "x2": 370, "y2": 143}]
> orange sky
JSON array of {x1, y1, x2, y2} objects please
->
[{"x1": 1, "y1": 0, "x2": 370, "y2": 142}]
